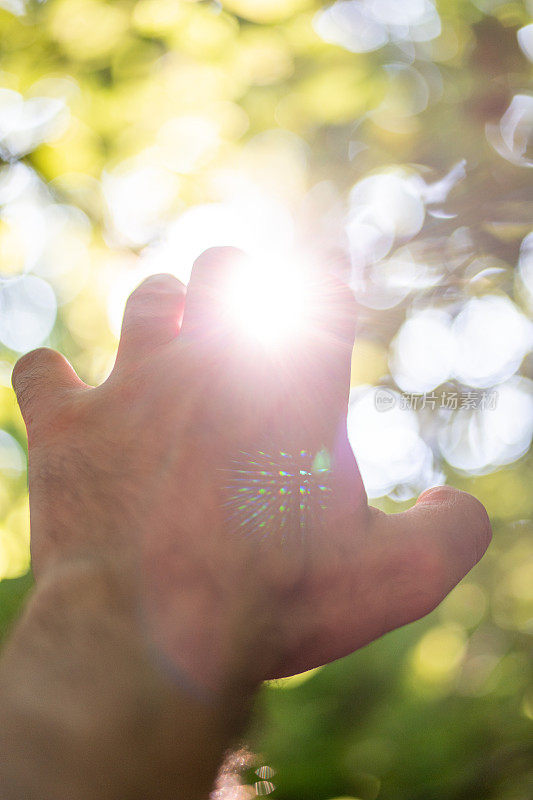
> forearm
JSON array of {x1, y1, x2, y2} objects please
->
[{"x1": 0, "y1": 559, "x2": 253, "y2": 800}]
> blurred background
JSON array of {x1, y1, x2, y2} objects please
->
[{"x1": 0, "y1": 0, "x2": 532, "y2": 797}]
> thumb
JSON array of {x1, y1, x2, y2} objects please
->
[
  {"x1": 12, "y1": 347, "x2": 85, "y2": 428},
  {"x1": 411, "y1": 485, "x2": 492, "y2": 587},
  {"x1": 376, "y1": 485, "x2": 492, "y2": 630}
]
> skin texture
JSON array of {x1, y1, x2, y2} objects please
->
[
  {"x1": 0, "y1": 246, "x2": 492, "y2": 798},
  {"x1": 0, "y1": 561, "x2": 244, "y2": 800}
]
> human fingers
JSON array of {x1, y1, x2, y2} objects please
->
[
  {"x1": 12, "y1": 347, "x2": 85, "y2": 431},
  {"x1": 373, "y1": 486, "x2": 492, "y2": 631},
  {"x1": 113, "y1": 273, "x2": 186, "y2": 374}
]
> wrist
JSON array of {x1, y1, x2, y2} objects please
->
[
  {"x1": 142, "y1": 570, "x2": 280, "y2": 697},
  {"x1": 0, "y1": 557, "x2": 253, "y2": 800},
  {"x1": 32, "y1": 553, "x2": 266, "y2": 698},
  {"x1": 31, "y1": 546, "x2": 275, "y2": 696}
]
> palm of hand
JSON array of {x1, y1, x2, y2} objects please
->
[{"x1": 13, "y1": 248, "x2": 491, "y2": 693}]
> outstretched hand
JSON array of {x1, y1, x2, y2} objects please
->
[{"x1": 13, "y1": 247, "x2": 491, "y2": 693}]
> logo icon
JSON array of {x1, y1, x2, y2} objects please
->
[{"x1": 374, "y1": 388, "x2": 396, "y2": 412}]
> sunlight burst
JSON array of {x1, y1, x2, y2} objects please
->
[{"x1": 225, "y1": 254, "x2": 308, "y2": 346}]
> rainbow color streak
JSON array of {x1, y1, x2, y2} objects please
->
[{"x1": 220, "y1": 449, "x2": 331, "y2": 541}]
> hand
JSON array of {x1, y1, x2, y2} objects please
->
[{"x1": 13, "y1": 247, "x2": 491, "y2": 693}]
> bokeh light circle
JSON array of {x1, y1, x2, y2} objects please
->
[{"x1": 0, "y1": 274, "x2": 57, "y2": 352}]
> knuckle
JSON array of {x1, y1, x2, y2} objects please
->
[{"x1": 12, "y1": 348, "x2": 57, "y2": 395}]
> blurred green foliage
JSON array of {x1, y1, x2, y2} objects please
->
[{"x1": 0, "y1": 0, "x2": 532, "y2": 798}]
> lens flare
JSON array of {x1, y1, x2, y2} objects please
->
[
  {"x1": 220, "y1": 449, "x2": 331, "y2": 542},
  {"x1": 224, "y1": 254, "x2": 308, "y2": 346}
]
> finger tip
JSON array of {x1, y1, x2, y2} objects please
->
[
  {"x1": 12, "y1": 347, "x2": 66, "y2": 390},
  {"x1": 416, "y1": 485, "x2": 492, "y2": 559},
  {"x1": 137, "y1": 273, "x2": 186, "y2": 294},
  {"x1": 193, "y1": 246, "x2": 246, "y2": 273}
]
